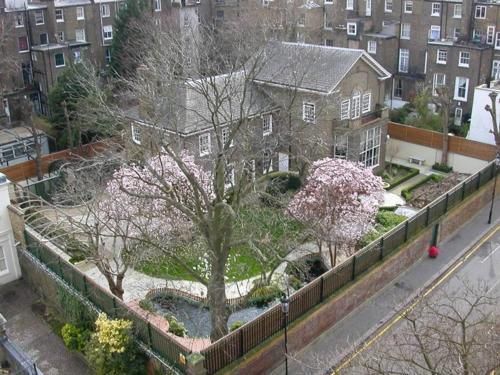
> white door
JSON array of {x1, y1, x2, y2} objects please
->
[{"x1": 278, "y1": 153, "x2": 289, "y2": 172}]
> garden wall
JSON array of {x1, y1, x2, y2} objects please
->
[{"x1": 228, "y1": 176, "x2": 497, "y2": 375}]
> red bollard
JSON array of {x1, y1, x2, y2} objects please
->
[{"x1": 428, "y1": 245, "x2": 440, "y2": 258}]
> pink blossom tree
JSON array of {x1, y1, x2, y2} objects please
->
[{"x1": 288, "y1": 158, "x2": 384, "y2": 267}]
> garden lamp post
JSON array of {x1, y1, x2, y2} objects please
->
[
  {"x1": 281, "y1": 296, "x2": 289, "y2": 375},
  {"x1": 488, "y1": 152, "x2": 500, "y2": 224}
]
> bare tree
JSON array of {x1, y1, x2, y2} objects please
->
[
  {"x1": 433, "y1": 87, "x2": 452, "y2": 166},
  {"x1": 484, "y1": 91, "x2": 500, "y2": 153}
]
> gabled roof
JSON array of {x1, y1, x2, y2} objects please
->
[{"x1": 253, "y1": 42, "x2": 391, "y2": 94}]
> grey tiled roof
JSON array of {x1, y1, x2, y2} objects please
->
[{"x1": 253, "y1": 42, "x2": 365, "y2": 94}]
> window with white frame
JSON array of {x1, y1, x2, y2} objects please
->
[
  {"x1": 367, "y1": 40, "x2": 376, "y2": 54},
  {"x1": 429, "y1": 25, "x2": 440, "y2": 40},
  {"x1": 131, "y1": 125, "x2": 141, "y2": 144},
  {"x1": 362, "y1": 92, "x2": 371, "y2": 113},
  {"x1": 432, "y1": 73, "x2": 446, "y2": 96},
  {"x1": 399, "y1": 48, "x2": 409, "y2": 73},
  {"x1": 303, "y1": 102, "x2": 315, "y2": 123},
  {"x1": 73, "y1": 50, "x2": 82, "y2": 63},
  {"x1": 262, "y1": 150, "x2": 273, "y2": 173},
  {"x1": 458, "y1": 51, "x2": 470, "y2": 67},
  {"x1": 0, "y1": 246, "x2": 7, "y2": 273},
  {"x1": 385, "y1": 0, "x2": 393, "y2": 12},
  {"x1": 351, "y1": 92, "x2": 361, "y2": 119},
  {"x1": 55, "y1": 53, "x2": 65, "y2": 67},
  {"x1": 55, "y1": 8, "x2": 64, "y2": 22},
  {"x1": 154, "y1": 0, "x2": 161, "y2": 11},
  {"x1": 346, "y1": 0, "x2": 353, "y2": 10},
  {"x1": 263, "y1": 114, "x2": 272, "y2": 136},
  {"x1": 221, "y1": 127, "x2": 233, "y2": 146},
  {"x1": 324, "y1": 14, "x2": 333, "y2": 29},
  {"x1": 334, "y1": 134, "x2": 348, "y2": 159},
  {"x1": 325, "y1": 0, "x2": 333, "y2": 3},
  {"x1": 340, "y1": 99, "x2": 350, "y2": 120},
  {"x1": 487, "y1": 26, "x2": 495, "y2": 44},
  {"x1": 359, "y1": 126, "x2": 381, "y2": 168},
  {"x1": 473, "y1": 29, "x2": 483, "y2": 41},
  {"x1": 436, "y1": 49, "x2": 447, "y2": 64},
  {"x1": 39, "y1": 33, "x2": 48, "y2": 45},
  {"x1": 225, "y1": 164, "x2": 235, "y2": 186},
  {"x1": 103, "y1": 25, "x2": 113, "y2": 40},
  {"x1": 77, "y1": 6, "x2": 85, "y2": 20},
  {"x1": 199, "y1": 133, "x2": 211, "y2": 156},
  {"x1": 394, "y1": 79, "x2": 402, "y2": 98},
  {"x1": 15, "y1": 13, "x2": 24, "y2": 27},
  {"x1": 18, "y1": 36, "x2": 28, "y2": 52},
  {"x1": 454, "y1": 76, "x2": 469, "y2": 101},
  {"x1": 454, "y1": 28, "x2": 461, "y2": 41},
  {"x1": 75, "y1": 29, "x2": 86, "y2": 42},
  {"x1": 453, "y1": 4, "x2": 462, "y2": 18},
  {"x1": 496, "y1": 32, "x2": 500, "y2": 50},
  {"x1": 454, "y1": 108, "x2": 462, "y2": 126},
  {"x1": 400, "y1": 23, "x2": 411, "y2": 39},
  {"x1": 105, "y1": 48, "x2": 111, "y2": 63},
  {"x1": 492, "y1": 60, "x2": 500, "y2": 79},
  {"x1": 347, "y1": 22, "x2": 357, "y2": 35},
  {"x1": 56, "y1": 31, "x2": 64, "y2": 42},
  {"x1": 101, "y1": 4, "x2": 110, "y2": 17},
  {"x1": 325, "y1": 39, "x2": 334, "y2": 47},
  {"x1": 404, "y1": 0, "x2": 412, "y2": 13},
  {"x1": 475, "y1": 5, "x2": 486, "y2": 19},
  {"x1": 35, "y1": 10, "x2": 44, "y2": 25},
  {"x1": 366, "y1": 0, "x2": 371, "y2": 16},
  {"x1": 431, "y1": 2, "x2": 440, "y2": 16},
  {"x1": 297, "y1": 13, "x2": 305, "y2": 26}
]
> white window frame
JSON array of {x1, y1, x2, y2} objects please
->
[
  {"x1": 18, "y1": 36, "x2": 29, "y2": 52},
  {"x1": 458, "y1": 51, "x2": 470, "y2": 68},
  {"x1": 39, "y1": 33, "x2": 48, "y2": 46},
  {"x1": 56, "y1": 31, "x2": 64, "y2": 42},
  {"x1": 362, "y1": 92, "x2": 371, "y2": 113},
  {"x1": 101, "y1": 4, "x2": 110, "y2": 17},
  {"x1": 15, "y1": 13, "x2": 24, "y2": 27},
  {"x1": 324, "y1": 14, "x2": 333, "y2": 30},
  {"x1": 453, "y1": 4, "x2": 462, "y2": 18},
  {"x1": 404, "y1": 0, "x2": 412, "y2": 13},
  {"x1": 340, "y1": 99, "x2": 350, "y2": 120},
  {"x1": 367, "y1": 40, "x2": 376, "y2": 54},
  {"x1": 492, "y1": 60, "x2": 500, "y2": 79},
  {"x1": 429, "y1": 25, "x2": 441, "y2": 40},
  {"x1": 431, "y1": 2, "x2": 440, "y2": 16},
  {"x1": 394, "y1": 79, "x2": 403, "y2": 98},
  {"x1": 487, "y1": 26, "x2": 495, "y2": 45},
  {"x1": 454, "y1": 76, "x2": 469, "y2": 101},
  {"x1": 475, "y1": 5, "x2": 486, "y2": 19},
  {"x1": 0, "y1": 246, "x2": 8, "y2": 274},
  {"x1": 365, "y1": 0, "x2": 371, "y2": 16},
  {"x1": 55, "y1": 8, "x2": 64, "y2": 22},
  {"x1": 436, "y1": 49, "x2": 447, "y2": 64},
  {"x1": 347, "y1": 22, "x2": 357, "y2": 35},
  {"x1": 154, "y1": 0, "x2": 161, "y2": 11},
  {"x1": 399, "y1": 48, "x2": 409, "y2": 73},
  {"x1": 221, "y1": 127, "x2": 233, "y2": 147},
  {"x1": 103, "y1": 25, "x2": 113, "y2": 41},
  {"x1": 75, "y1": 29, "x2": 86, "y2": 42},
  {"x1": 359, "y1": 126, "x2": 381, "y2": 168},
  {"x1": 263, "y1": 114, "x2": 273, "y2": 136},
  {"x1": 385, "y1": 0, "x2": 393, "y2": 12},
  {"x1": 105, "y1": 48, "x2": 111, "y2": 63},
  {"x1": 400, "y1": 23, "x2": 411, "y2": 39},
  {"x1": 297, "y1": 13, "x2": 305, "y2": 27},
  {"x1": 131, "y1": 125, "x2": 141, "y2": 144},
  {"x1": 432, "y1": 73, "x2": 446, "y2": 96},
  {"x1": 351, "y1": 92, "x2": 361, "y2": 119},
  {"x1": 303, "y1": 102, "x2": 316, "y2": 123},
  {"x1": 334, "y1": 134, "x2": 349, "y2": 159},
  {"x1": 496, "y1": 32, "x2": 500, "y2": 50},
  {"x1": 454, "y1": 108, "x2": 463, "y2": 126},
  {"x1": 454, "y1": 28, "x2": 461, "y2": 41},
  {"x1": 54, "y1": 53, "x2": 65, "y2": 68},
  {"x1": 199, "y1": 133, "x2": 211, "y2": 156},
  {"x1": 77, "y1": 6, "x2": 85, "y2": 20},
  {"x1": 325, "y1": 0, "x2": 333, "y2": 3},
  {"x1": 73, "y1": 50, "x2": 82, "y2": 64},
  {"x1": 263, "y1": 150, "x2": 273, "y2": 173},
  {"x1": 346, "y1": 0, "x2": 354, "y2": 10},
  {"x1": 34, "y1": 10, "x2": 44, "y2": 25}
]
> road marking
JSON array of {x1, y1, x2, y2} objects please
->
[
  {"x1": 333, "y1": 225, "x2": 500, "y2": 374},
  {"x1": 480, "y1": 244, "x2": 500, "y2": 263}
]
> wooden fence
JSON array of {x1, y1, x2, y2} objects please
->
[
  {"x1": 200, "y1": 161, "x2": 497, "y2": 374},
  {"x1": 387, "y1": 122, "x2": 497, "y2": 161},
  {"x1": 146, "y1": 287, "x2": 246, "y2": 307}
]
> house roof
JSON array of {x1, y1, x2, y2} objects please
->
[{"x1": 253, "y1": 42, "x2": 391, "y2": 94}]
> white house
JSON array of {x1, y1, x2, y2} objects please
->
[{"x1": 467, "y1": 81, "x2": 500, "y2": 146}]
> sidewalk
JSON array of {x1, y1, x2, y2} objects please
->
[
  {"x1": 0, "y1": 279, "x2": 90, "y2": 375},
  {"x1": 271, "y1": 196, "x2": 500, "y2": 375}
]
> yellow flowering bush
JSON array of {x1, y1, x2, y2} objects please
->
[{"x1": 94, "y1": 313, "x2": 132, "y2": 353}]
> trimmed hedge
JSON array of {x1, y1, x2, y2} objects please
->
[
  {"x1": 401, "y1": 174, "x2": 445, "y2": 200},
  {"x1": 432, "y1": 163, "x2": 453, "y2": 173},
  {"x1": 382, "y1": 163, "x2": 420, "y2": 190}
]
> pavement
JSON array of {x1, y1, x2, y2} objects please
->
[
  {"x1": 0, "y1": 279, "x2": 90, "y2": 375},
  {"x1": 271, "y1": 195, "x2": 500, "y2": 375}
]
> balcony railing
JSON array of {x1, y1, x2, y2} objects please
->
[{"x1": 333, "y1": 108, "x2": 388, "y2": 130}]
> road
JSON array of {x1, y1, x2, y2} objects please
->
[{"x1": 337, "y1": 226, "x2": 500, "y2": 374}]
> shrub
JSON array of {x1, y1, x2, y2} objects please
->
[
  {"x1": 230, "y1": 321, "x2": 245, "y2": 332},
  {"x1": 138, "y1": 299, "x2": 154, "y2": 312},
  {"x1": 288, "y1": 275, "x2": 303, "y2": 291},
  {"x1": 248, "y1": 284, "x2": 282, "y2": 307},
  {"x1": 165, "y1": 315, "x2": 187, "y2": 337},
  {"x1": 69, "y1": 254, "x2": 86, "y2": 264},
  {"x1": 432, "y1": 163, "x2": 453, "y2": 173},
  {"x1": 376, "y1": 211, "x2": 406, "y2": 229},
  {"x1": 61, "y1": 323, "x2": 90, "y2": 352}
]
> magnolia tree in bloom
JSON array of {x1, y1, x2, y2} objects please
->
[{"x1": 288, "y1": 158, "x2": 384, "y2": 267}]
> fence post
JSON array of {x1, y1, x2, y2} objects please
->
[
  {"x1": 425, "y1": 206, "x2": 430, "y2": 226},
  {"x1": 462, "y1": 181, "x2": 466, "y2": 200},
  {"x1": 477, "y1": 171, "x2": 482, "y2": 190},
  {"x1": 147, "y1": 322, "x2": 153, "y2": 347},
  {"x1": 58, "y1": 257, "x2": 63, "y2": 278},
  {"x1": 352, "y1": 256, "x2": 357, "y2": 280},
  {"x1": 379, "y1": 237, "x2": 384, "y2": 260},
  {"x1": 444, "y1": 193, "x2": 449, "y2": 213},
  {"x1": 83, "y1": 275, "x2": 88, "y2": 296},
  {"x1": 319, "y1": 276, "x2": 324, "y2": 302},
  {"x1": 404, "y1": 221, "x2": 409, "y2": 242},
  {"x1": 239, "y1": 329, "x2": 244, "y2": 357}
]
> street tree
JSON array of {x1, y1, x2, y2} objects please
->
[
  {"x1": 287, "y1": 158, "x2": 384, "y2": 267},
  {"x1": 433, "y1": 86, "x2": 452, "y2": 166},
  {"x1": 484, "y1": 91, "x2": 500, "y2": 153}
]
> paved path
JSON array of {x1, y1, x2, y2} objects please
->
[
  {"x1": 271, "y1": 196, "x2": 500, "y2": 375},
  {"x1": 0, "y1": 279, "x2": 90, "y2": 375}
]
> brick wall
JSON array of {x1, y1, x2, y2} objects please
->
[{"x1": 229, "y1": 177, "x2": 497, "y2": 375}]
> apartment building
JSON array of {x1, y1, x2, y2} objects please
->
[
  {"x1": 213, "y1": 0, "x2": 500, "y2": 125},
  {"x1": 0, "y1": 0, "x2": 202, "y2": 117}
]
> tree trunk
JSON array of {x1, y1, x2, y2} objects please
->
[
  {"x1": 441, "y1": 115, "x2": 449, "y2": 166},
  {"x1": 208, "y1": 255, "x2": 229, "y2": 342},
  {"x1": 103, "y1": 272, "x2": 125, "y2": 300},
  {"x1": 29, "y1": 112, "x2": 44, "y2": 181},
  {"x1": 328, "y1": 242, "x2": 337, "y2": 268},
  {"x1": 63, "y1": 100, "x2": 73, "y2": 150}
]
